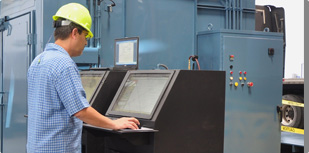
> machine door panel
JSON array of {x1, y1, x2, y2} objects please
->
[
  {"x1": 223, "y1": 35, "x2": 283, "y2": 153},
  {"x1": 2, "y1": 14, "x2": 30, "y2": 153}
]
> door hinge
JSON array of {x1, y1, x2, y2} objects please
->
[
  {"x1": 27, "y1": 33, "x2": 36, "y2": 45},
  {"x1": 0, "y1": 18, "x2": 5, "y2": 32},
  {"x1": 0, "y1": 16, "x2": 10, "y2": 32}
]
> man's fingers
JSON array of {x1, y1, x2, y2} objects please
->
[
  {"x1": 114, "y1": 117, "x2": 140, "y2": 130},
  {"x1": 127, "y1": 117, "x2": 140, "y2": 125},
  {"x1": 130, "y1": 121, "x2": 138, "y2": 129}
]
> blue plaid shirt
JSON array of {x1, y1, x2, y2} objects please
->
[{"x1": 27, "y1": 43, "x2": 90, "y2": 153}]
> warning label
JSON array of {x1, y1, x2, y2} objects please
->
[{"x1": 281, "y1": 126, "x2": 304, "y2": 135}]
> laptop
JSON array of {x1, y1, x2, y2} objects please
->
[{"x1": 113, "y1": 37, "x2": 139, "y2": 70}]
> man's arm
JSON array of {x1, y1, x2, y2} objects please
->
[{"x1": 74, "y1": 106, "x2": 140, "y2": 130}]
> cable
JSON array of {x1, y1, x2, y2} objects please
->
[
  {"x1": 195, "y1": 59, "x2": 201, "y2": 70},
  {"x1": 188, "y1": 55, "x2": 200, "y2": 70},
  {"x1": 188, "y1": 56, "x2": 193, "y2": 70},
  {"x1": 156, "y1": 63, "x2": 169, "y2": 70},
  {"x1": 110, "y1": 0, "x2": 116, "y2": 6},
  {"x1": 46, "y1": 29, "x2": 55, "y2": 44}
]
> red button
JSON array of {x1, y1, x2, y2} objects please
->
[
  {"x1": 244, "y1": 71, "x2": 247, "y2": 75},
  {"x1": 239, "y1": 71, "x2": 242, "y2": 75},
  {"x1": 247, "y1": 82, "x2": 254, "y2": 87},
  {"x1": 229, "y1": 55, "x2": 234, "y2": 61},
  {"x1": 230, "y1": 71, "x2": 233, "y2": 75}
]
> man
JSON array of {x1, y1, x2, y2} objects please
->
[{"x1": 27, "y1": 3, "x2": 139, "y2": 153}]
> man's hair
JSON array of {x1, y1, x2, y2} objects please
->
[{"x1": 54, "y1": 19, "x2": 85, "y2": 40}]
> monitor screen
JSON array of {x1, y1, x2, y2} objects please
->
[
  {"x1": 80, "y1": 71, "x2": 105, "y2": 103},
  {"x1": 114, "y1": 37, "x2": 139, "y2": 69},
  {"x1": 106, "y1": 70, "x2": 174, "y2": 119}
]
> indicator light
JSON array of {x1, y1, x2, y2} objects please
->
[
  {"x1": 230, "y1": 71, "x2": 233, "y2": 75},
  {"x1": 244, "y1": 77, "x2": 247, "y2": 81},
  {"x1": 239, "y1": 71, "x2": 242, "y2": 75},
  {"x1": 239, "y1": 77, "x2": 243, "y2": 81},
  {"x1": 247, "y1": 82, "x2": 254, "y2": 87},
  {"x1": 229, "y1": 82, "x2": 233, "y2": 86},
  {"x1": 234, "y1": 82, "x2": 239, "y2": 87},
  {"x1": 244, "y1": 71, "x2": 247, "y2": 75},
  {"x1": 229, "y1": 55, "x2": 234, "y2": 61},
  {"x1": 230, "y1": 77, "x2": 233, "y2": 80}
]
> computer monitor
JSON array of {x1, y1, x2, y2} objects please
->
[
  {"x1": 106, "y1": 70, "x2": 174, "y2": 119},
  {"x1": 80, "y1": 71, "x2": 106, "y2": 103},
  {"x1": 114, "y1": 37, "x2": 139, "y2": 70}
]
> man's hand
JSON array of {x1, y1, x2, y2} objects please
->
[
  {"x1": 74, "y1": 106, "x2": 140, "y2": 130},
  {"x1": 75, "y1": 107, "x2": 140, "y2": 130},
  {"x1": 113, "y1": 117, "x2": 140, "y2": 130}
]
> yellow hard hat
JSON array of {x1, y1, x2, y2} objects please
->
[{"x1": 53, "y1": 3, "x2": 93, "y2": 38}]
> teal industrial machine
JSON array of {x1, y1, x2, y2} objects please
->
[
  {"x1": 0, "y1": 0, "x2": 283, "y2": 153},
  {"x1": 100, "y1": 1, "x2": 283, "y2": 152}
]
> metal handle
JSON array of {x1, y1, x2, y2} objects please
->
[
  {"x1": 0, "y1": 92, "x2": 6, "y2": 107},
  {"x1": 24, "y1": 115, "x2": 28, "y2": 118},
  {"x1": 277, "y1": 105, "x2": 282, "y2": 123}
]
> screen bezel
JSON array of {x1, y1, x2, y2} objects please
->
[
  {"x1": 80, "y1": 71, "x2": 106, "y2": 104},
  {"x1": 106, "y1": 70, "x2": 174, "y2": 119},
  {"x1": 114, "y1": 37, "x2": 139, "y2": 70}
]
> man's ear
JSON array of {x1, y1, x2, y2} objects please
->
[{"x1": 71, "y1": 28, "x2": 79, "y2": 39}]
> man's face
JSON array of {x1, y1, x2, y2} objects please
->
[{"x1": 74, "y1": 30, "x2": 88, "y2": 57}]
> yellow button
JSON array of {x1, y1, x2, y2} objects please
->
[
  {"x1": 239, "y1": 77, "x2": 243, "y2": 81},
  {"x1": 244, "y1": 77, "x2": 247, "y2": 81},
  {"x1": 234, "y1": 82, "x2": 239, "y2": 87},
  {"x1": 230, "y1": 77, "x2": 233, "y2": 80}
]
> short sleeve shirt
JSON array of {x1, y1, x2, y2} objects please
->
[{"x1": 27, "y1": 43, "x2": 90, "y2": 153}]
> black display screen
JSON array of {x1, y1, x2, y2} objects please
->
[
  {"x1": 106, "y1": 70, "x2": 174, "y2": 119},
  {"x1": 80, "y1": 71, "x2": 105, "y2": 103}
]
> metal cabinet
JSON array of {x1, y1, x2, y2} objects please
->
[{"x1": 197, "y1": 30, "x2": 283, "y2": 153}]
